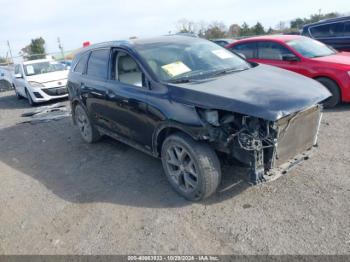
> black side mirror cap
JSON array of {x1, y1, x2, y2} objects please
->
[{"x1": 283, "y1": 54, "x2": 300, "y2": 62}]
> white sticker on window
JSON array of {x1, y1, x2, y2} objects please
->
[
  {"x1": 212, "y1": 49, "x2": 234, "y2": 59},
  {"x1": 161, "y1": 61, "x2": 191, "y2": 77},
  {"x1": 26, "y1": 65, "x2": 35, "y2": 75}
]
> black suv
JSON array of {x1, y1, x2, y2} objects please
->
[
  {"x1": 302, "y1": 16, "x2": 350, "y2": 51},
  {"x1": 68, "y1": 36, "x2": 329, "y2": 200}
]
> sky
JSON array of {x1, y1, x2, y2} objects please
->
[{"x1": 0, "y1": 0, "x2": 349, "y2": 59}]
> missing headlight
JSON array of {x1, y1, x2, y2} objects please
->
[{"x1": 202, "y1": 109, "x2": 220, "y2": 126}]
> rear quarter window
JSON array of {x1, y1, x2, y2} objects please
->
[
  {"x1": 74, "y1": 52, "x2": 90, "y2": 74},
  {"x1": 310, "y1": 22, "x2": 344, "y2": 38}
]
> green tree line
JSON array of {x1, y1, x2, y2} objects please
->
[{"x1": 176, "y1": 11, "x2": 342, "y2": 39}]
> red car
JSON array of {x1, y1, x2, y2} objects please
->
[{"x1": 226, "y1": 35, "x2": 350, "y2": 107}]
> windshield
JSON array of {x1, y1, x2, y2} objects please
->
[
  {"x1": 24, "y1": 61, "x2": 66, "y2": 76},
  {"x1": 286, "y1": 38, "x2": 336, "y2": 58},
  {"x1": 135, "y1": 38, "x2": 251, "y2": 82}
]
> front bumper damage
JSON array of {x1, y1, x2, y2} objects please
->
[
  {"x1": 249, "y1": 104, "x2": 322, "y2": 185},
  {"x1": 201, "y1": 104, "x2": 323, "y2": 185}
]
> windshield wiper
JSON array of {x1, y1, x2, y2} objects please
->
[
  {"x1": 168, "y1": 77, "x2": 192, "y2": 84},
  {"x1": 211, "y1": 67, "x2": 249, "y2": 77}
]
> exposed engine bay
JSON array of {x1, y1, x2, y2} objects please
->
[{"x1": 197, "y1": 105, "x2": 323, "y2": 184}]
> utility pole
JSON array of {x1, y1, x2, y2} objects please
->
[
  {"x1": 7, "y1": 40, "x2": 14, "y2": 64},
  {"x1": 57, "y1": 37, "x2": 65, "y2": 60}
]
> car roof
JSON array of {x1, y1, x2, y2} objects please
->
[
  {"x1": 229, "y1": 34, "x2": 304, "y2": 45},
  {"x1": 75, "y1": 35, "x2": 211, "y2": 56},
  {"x1": 303, "y1": 15, "x2": 350, "y2": 28}
]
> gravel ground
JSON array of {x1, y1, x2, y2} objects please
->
[{"x1": 0, "y1": 90, "x2": 349, "y2": 255}]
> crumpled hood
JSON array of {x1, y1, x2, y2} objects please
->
[
  {"x1": 169, "y1": 64, "x2": 331, "y2": 121},
  {"x1": 27, "y1": 70, "x2": 68, "y2": 83}
]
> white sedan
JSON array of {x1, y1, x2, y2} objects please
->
[{"x1": 13, "y1": 59, "x2": 69, "y2": 106}]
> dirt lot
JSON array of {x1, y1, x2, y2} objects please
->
[{"x1": 0, "y1": 90, "x2": 349, "y2": 255}]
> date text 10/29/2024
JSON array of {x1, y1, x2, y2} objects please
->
[{"x1": 128, "y1": 255, "x2": 219, "y2": 261}]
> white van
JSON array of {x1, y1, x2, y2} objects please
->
[{"x1": 13, "y1": 59, "x2": 69, "y2": 105}]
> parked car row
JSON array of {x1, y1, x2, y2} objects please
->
[
  {"x1": 67, "y1": 35, "x2": 330, "y2": 200},
  {"x1": 226, "y1": 35, "x2": 350, "y2": 108},
  {"x1": 302, "y1": 16, "x2": 350, "y2": 52},
  {"x1": 12, "y1": 59, "x2": 70, "y2": 105}
]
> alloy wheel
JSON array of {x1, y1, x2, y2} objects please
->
[
  {"x1": 75, "y1": 107, "x2": 92, "y2": 141},
  {"x1": 164, "y1": 144, "x2": 199, "y2": 193}
]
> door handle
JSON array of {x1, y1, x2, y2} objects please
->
[
  {"x1": 121, "y1": 98, "x2": 129, "y2": 103},
  {"x1": 106, "y1": 90, "x2": 116, "y2": 99}
]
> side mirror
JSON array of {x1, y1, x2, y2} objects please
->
[
  {"x1": 15, "y1": 73, "x2": 23, "y2": 78},
  {"x1": 283, "y1": 54, "x2": 299, "y2": 62}
]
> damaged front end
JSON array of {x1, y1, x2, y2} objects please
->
[{"x1": 197, "y1": 105, "x2": 323, "y2": 184}]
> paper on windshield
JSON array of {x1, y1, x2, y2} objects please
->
[
  {"x1": 212, "y1": 49, "x2": 234, "y2": 59},
  {"x1": 161, "y1": 61, "x2": 191, "y2": 77},
  {"x1": 26, "y1": 65, "x2": 35, "y2": 75}
]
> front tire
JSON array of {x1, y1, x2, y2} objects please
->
[
  {"x1": 316, "y1": 77, "x2": 341, "y2": 108},
  {"x1": 161, "y1": 132, "x2": 221, "y2": 201},
  {"x1": 74, "y1": 104, "x2": 101, "y2": 143},
  {"x1": 14, "y1": 86, "x2": 22, "y2": 99},
  {"x1": 25, "y1": 89, "x2": 35, "y2": 106}
]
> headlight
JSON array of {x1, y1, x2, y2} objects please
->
[
  {"x1": 28, "y1": 81, "x2": 45, "y2": 87},
  {"x1": 348, "y1": 71, "x2": 350, "y2": 77}
]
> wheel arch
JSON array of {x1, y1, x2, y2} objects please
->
[
  {"x1": 153, "y1": 122, "x2": 206, "y2": 157},
  {"x1": 70, "y1": 98, "x2": 88, "y2": 125},
  {"x1": 313, "y1": 75, "x2": 342, "y2": 97}
]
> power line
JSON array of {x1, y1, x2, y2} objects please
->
[{"x1": 7, "y1": 41, "x2": 14, "y2": 64}]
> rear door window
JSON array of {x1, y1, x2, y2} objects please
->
[
  {"x1": 310, "y1": 22, "x2": 344, "y2": 38},
  {"x1": 230, "y1": 42, "x2": 257, "y2": 59},
  {"x1": 86, "y1": 49, "x2": 110, "y2": 79}
]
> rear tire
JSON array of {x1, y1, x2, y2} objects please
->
[
  {"x1": 316, "y1": 77, "x2": 341, "y2": 108},
  {"x1": 161, "y1": 132, "x2": 221, "y2": 201},
  {"x1": 74, "y1": 104, "x2": 101, "y2": 143}
]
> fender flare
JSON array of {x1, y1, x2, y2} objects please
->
[{"x1": 152, "y1": 121, "x2": 207, "y2": 156}]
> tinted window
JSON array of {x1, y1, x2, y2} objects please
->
[
  {"x1": 258, "y1": 42, "x2": 294, "y2": 60},
  {"x1": 213, "y1": 41, "x2": 227, "y2": 47},
  {"x1": 231, "y1": 43, "x2": 256, "y2": 59},
  {"x1": 14, "y1": 65, "x2": 19, "y2": 74},
  {"x1": 344, "y1": 22, "x2": 350, "y2": 36},
  {"x1": 310, "y1": 23, "x2": 344, "y2": 38},
  {"x1": 74, "y1": 52, "x2": 90, "y2": 74},
  {"x1": 87, "y1": 49, "x2": 110, "y2": 79}
]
